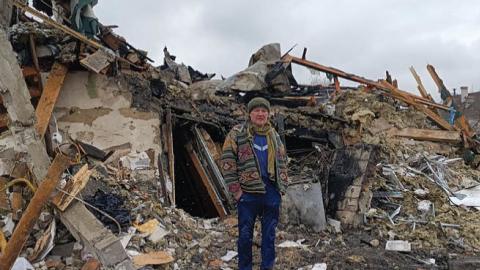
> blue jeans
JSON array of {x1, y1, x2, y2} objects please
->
[{"x1": 237, "y1": 184, "x2": 281, "y2": 270}]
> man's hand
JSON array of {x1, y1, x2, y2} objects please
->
[{"x1": 234, "y1": 190, "x2": 243, "y2": 202}]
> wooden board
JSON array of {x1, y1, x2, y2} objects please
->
[
  {"x1": 133, "y1": 251, "x2": 174, "y2": 267},
  {"x1": 52, "y1": 164, "x2": 92, "y2": 211},
  {"x1": 35, "y1": 62, "x2": 68, "y2": 137},
  {"x1": 392, "y1": 128, "x2": 462, "y2": 143}
]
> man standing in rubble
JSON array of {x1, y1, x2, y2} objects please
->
[{"x1": 221, "y1": 97, "x2": 289, "y2": 270}]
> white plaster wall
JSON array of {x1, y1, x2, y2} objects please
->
[{"x1": 53, "y1": 71, "x2": 161, "y2": 156}]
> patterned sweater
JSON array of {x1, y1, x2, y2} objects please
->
[{"x1": 220, "y1": 123, "x2": 289, "y2": 195}]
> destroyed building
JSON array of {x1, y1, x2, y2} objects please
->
[{"x1": 1, "y1": 1, "x2": 480, "y2": 269}]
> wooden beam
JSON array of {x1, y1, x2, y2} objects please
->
[
  {"x1": 409, "y1": 66, "x2": 430, "y2": 100},
  {"x1": 0, "y1": 154, "x2": 71, "y2": 270},
  {"x1": 186, "y1": 143, "x2": 227, "y2": 218},
  {"x1": 283, "y1": 54, "x2": 460, "y2": 133},
  {"x1": 35, "y1": 62, "x2": 68, "y2": 137},
  {"x1": 285, "y1": 54, "x2": 439, "y2": 106},
  {"x1": 426, "y1": 64, "x2": 448, "y2": 92},
  {"x1": 392, "y1": 128, "x2": 462, "y2": 143}
]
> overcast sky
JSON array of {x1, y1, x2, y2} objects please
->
[{"x1": 95, "y1": 1, "x2": 480, "y2": 101}]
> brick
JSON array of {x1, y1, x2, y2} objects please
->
[
  {"x1": 337, "y1": 197, "x2": 359, "y2": 212},
  {"x1": 345, "y1": 185, "x2": 362, "y2": 198}
]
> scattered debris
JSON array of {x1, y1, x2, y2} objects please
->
[
  {"x1": 1, "y1": 2, "x2": 480, "y2": 269},
  {"x1": 221, "y1": 250, "x2": 238, "y2": 262}
]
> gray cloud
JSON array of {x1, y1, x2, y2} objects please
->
[{"x1": 95, "y1": 0, "x2": 480, "y2": 101}]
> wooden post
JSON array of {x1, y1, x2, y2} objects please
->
[
  {"x1": 28, "y1": 34, "x2": 43, "y2": 91},
  {"x1": 0, "y1": 154, "x2": 71, "y2": 270},
  {"x1": 333, "y1": 76, "x2": 341, "y2": 97},
  {"x1": 165, "y1": 109, "x2": 175, "y2": 205}
]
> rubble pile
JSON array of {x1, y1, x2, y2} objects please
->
[{"x1": 1, "y1": 2, "x2": 480, "y2": 269}]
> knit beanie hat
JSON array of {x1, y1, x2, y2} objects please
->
[{"x1": 247, "y1": 97, "x2": 270, "y2": 113}]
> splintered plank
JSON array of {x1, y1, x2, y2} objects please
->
[
  {"x1": 186, "y1": 143, "x2": 227, "y2": 218},
  {"x1": 35, "y1": 62, "x2": 68, "y2": 137},
  {"x1": 409, "y1": 66, "x2": 431, "y2": 100},
  {"x1": 393, "y1": 128, "x2": 462, "y2": 143},
  {"x1": 52, "y1": 164, "x2": 92, "y2": 211},
  {"x1": 0, "y1": 154, "x2": 70, "y2": 270},
  {"x1": 133, "y1": 251, "x2": 174, "y2": 267}
]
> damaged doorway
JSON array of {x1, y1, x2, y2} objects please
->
[{"x1": 171, "y1": 120, "x2": 230, "y2": 219}]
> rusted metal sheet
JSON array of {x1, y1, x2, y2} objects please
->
[
  {"x1": 35, "y1": 62, "x2": 68, "y2": 137},
  {"x1": 0, "y1": 153, "x2": 71, "y2": 270}
]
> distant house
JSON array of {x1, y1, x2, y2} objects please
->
[{"x1": 452, "y1": 87, "x2": 480, "y2": 131}]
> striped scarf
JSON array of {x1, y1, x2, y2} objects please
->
[{"x1": 247, "y1": 122, "x2": 276, "y2": 179}]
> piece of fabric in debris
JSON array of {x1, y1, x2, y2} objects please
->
[{"x1": 70, "y1": 0, "x2": 99, "y2": 38}]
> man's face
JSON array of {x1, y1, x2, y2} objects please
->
[{"x1": 249, "y1": 107, "x2": 269, "y2": 127}]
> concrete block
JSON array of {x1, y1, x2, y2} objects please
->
[
  {"x1": 385, "y1": 240, "x2": 411, "y2": 252},
  {"x1": 327, "y1": 218, "x2": 341, "y2": 233},
  {"x1": 283, "y1": 182, "x2": 327, "y2": 232}
]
